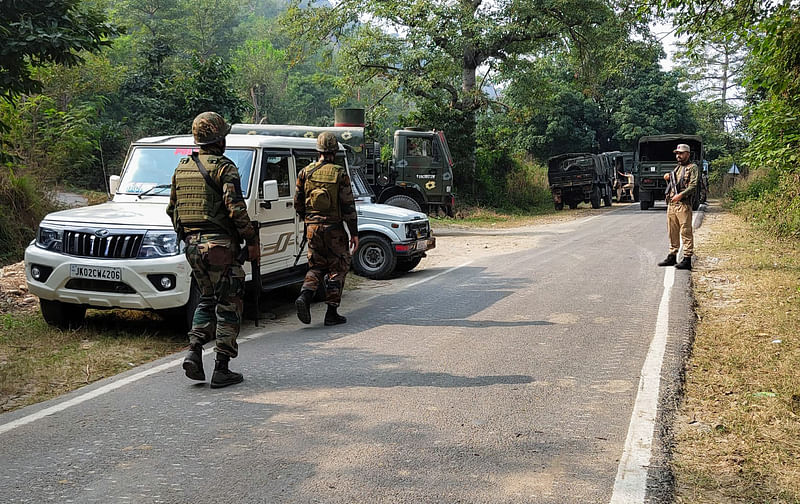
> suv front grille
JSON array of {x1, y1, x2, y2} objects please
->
[
  {"x1": 406, "y1": 221, "x2": 430, "y2": 239},
  {"x1": 64, "y1": 231, "x2": 143, "y2": 258}
]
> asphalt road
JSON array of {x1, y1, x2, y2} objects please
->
[{"x1": 0, "y1": 203, "x2": 699, "y2": 504}]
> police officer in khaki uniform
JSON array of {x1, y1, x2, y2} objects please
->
[
  {"x1": 167, "y1": 112, "x2": 259, "y2": 388},
  {"x1": 658, "y1": 143, "x2": 698, "y2": 270},
  {"x1": 294, "y1": 132, "x2": 358, "y2": 326}
]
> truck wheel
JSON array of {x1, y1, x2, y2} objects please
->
[
  {"x1": 640, "y1": 200, "x2": 651, "y2": 211},
  {"x1": 384, "y1": 195, "x2": 422, "y2": 213},
  {"x1": 395, "y1": 256, "x2": 422, "y2": 273},
  {"x1": 590, "y1": 186, "x2": 601, "y2": 209},
  {"x1": 633, "y1": 186, "x2": 640, "y2": 202},
  {"x1": 554, "y1": 201, "x2": 564, "y2": 211},
  {"x1": 568, "y1": 201, "x2": 579, "y2": 209},
  {"x1": 603, "y1": 184, "x2": 613, "y2": 207},
  {"x1": 40, "y1": 299, "x2": 86, "y2": 329},
  {"x1": 352, "y1": 235, "x2": 397, "y2": 279}
]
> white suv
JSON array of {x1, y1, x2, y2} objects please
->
[{"x1": 25, "y1": 134, "x2": 434, "y2": 328}]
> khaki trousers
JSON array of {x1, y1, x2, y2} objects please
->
[{"x1": 667, "y1": 201, "x2": 693, "y2": 257}]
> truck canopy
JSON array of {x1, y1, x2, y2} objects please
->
[
  {"x1": 548, "y1": 153, "x2": 598, "y2": 173},
  {"x1": 636, "y1": 135, "x2": 703, "y2": 164}
]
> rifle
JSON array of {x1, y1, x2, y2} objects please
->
[
  {"x1": 250, "y1": 221, "x2": 261, "y2": 327},
  {"x1": 666, "y1": 171, "x2": 678, "y2": 201},
  {"x1": 293, "y1": 222, "x2": 308, "y2": 267}
]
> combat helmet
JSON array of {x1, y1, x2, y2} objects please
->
[
  {"x1": 192, "y1": 112, "x2": 231, "y2": 145},
  {"x1": 316, "y1": 131, "x2": 339, "y2": 153}
]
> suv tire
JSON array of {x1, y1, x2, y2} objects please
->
[
  {"x1": 353, "y1": 235, "x2": 397, "y2": 279},
  {"x1": 384, "y1": 195, "x2": 422, "y2": 213},
  {"x1": 40, "y1": 299, "x2": 86, "y2": 329}
]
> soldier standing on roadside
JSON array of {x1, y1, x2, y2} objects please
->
[
  {"x1": 657, "y1": 143, "x2": 698, "y2": 270},
  {"x1": 294, "y1": 132, "x2": 359, "y2": 326},
  {"x1": 167, "y1": 112, "x2": 260, "y2": 388}
]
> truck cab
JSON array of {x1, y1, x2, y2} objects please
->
[{"x1": 24, "y1": 134, "x2": 434, "y2": 329}]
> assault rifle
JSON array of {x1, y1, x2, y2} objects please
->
[
  {"x1": 250, "y1": 221, "x2": 261, "y2": 327},
  {"x1": 293, "y1": 222, "x2": 308, "y2": 267}
]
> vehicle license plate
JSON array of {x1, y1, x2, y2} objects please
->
[{"x1": 69, "y1": 264, "x2": 122, "y2": 281}]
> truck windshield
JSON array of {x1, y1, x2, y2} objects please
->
[
  {"x1": 119, "y1": 146, "x2": 255, "y2": 196},
  {"x1": 349, "y1": 167, "x2": 375, "y2": 199}
]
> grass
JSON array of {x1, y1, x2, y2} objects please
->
[
  {"x1": 675, "y1": 202, "x2": 800, "y2": 503},
  {"x1": 0, "y1": 310, "x2": 185, "y2": 413}
]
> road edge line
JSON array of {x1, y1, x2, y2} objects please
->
[{"x1": 610, "y1": 266, "x2": 675, "y2": 503}]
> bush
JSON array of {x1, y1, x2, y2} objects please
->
[
  {"x1": 729, "y1": 168, "x2": 800, "y2": 239},
  {"x1": 474, "y1": 148, "x2": 551, "y2": 212},
  {"x1": 0, "y1": 169, "x2": 55, "y2": 265}
]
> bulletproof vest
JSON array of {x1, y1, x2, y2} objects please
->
[
  {"x1": 172, "y1": 155, "x2": 238, "y2": 236},
  {"x1": 304, "y1": 162, "x2": 342, "y2": 218}
]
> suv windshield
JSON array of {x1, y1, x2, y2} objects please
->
[{"x1": 119, "y1": 146, "x2": 255, "y2": 196}]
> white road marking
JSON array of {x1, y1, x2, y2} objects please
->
[
  {"x1": 0, "y1": 348, "x2": 214, "y2": 436},
  {"x1": 609, "y1": 264, "x2": 675, "y2": 503},
  {"x1": 406, "y1": 260, "x2": 473, "y2": 288}
]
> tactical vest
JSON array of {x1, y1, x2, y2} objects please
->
[
  {"x1": 172, "y1": 155, "x2": 238, "y2": 236},
  {"x1": 304, "y1": 162, "x2": 342, "y2": 219}
]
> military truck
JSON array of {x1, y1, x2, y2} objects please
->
[
  {"x1": 231, "y1": 108, "x2": 455, "y2": 216},
  {"x1": 547, "y1": 153, "x2": 614, "y2": 210},
  {"x1": 635, "y1": 135, "x2": 703, "y2": 210}
]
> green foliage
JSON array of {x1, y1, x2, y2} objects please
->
[
  {"x1": 0, "y1": 169, "x2": 55, "y2": 265},
  {"x1": 473, "y1": 149, "x2": 551, "y2": 212},
  {"x1": 0, "y1": 0, "x2": 119, "y2": 112}
]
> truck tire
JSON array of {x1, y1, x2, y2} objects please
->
[
  {"x1": 40, "y1": 299, "x2": 86, "y2": 329},
  {"x1": 395, "y1": 256, "x2": 422, "y2": 273},
  {"x1": 383, "y1": 195, "x2": 422, "y2": 213},
  {"x1": 568, "y1": 201, "x2": 579, "y2": 209},
  {"x1": 640, "y1": 200, "x2": 651, "y2": 210},
  {"x1": 554, "y1": 201, "x2": 564, "y2": 211},
  {"x1": 352, "y1": 235, "x2": 397, "y2": 279},
  {"x1": 590, "y1": 186, "x2": 601, "y2": 209},
  {"x1": 603, "y1": 184, "x2": 613, "y2": 207},
  {"x1": 633, "y1": 186, "x2": 640, "y2": 202}
]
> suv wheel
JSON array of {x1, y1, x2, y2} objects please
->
[
  {"x1": 40, "y1": 299, "x2": 86, "y2": 329},
  {"x1": 383, "y1": 195, "x2": 422, "y2": 213},
  {"x1": 352, "y1": 235, "x2": 397, "y2": 279}
]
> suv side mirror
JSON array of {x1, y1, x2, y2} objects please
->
[
  {"x1": 260, "y1": 180, "x2": 279, "y2": 209},
  {"x1": 109, "y1": 175, "x2": 120, "y2": 196}
]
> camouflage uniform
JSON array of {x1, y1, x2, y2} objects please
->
[
  {"x1": 166, "y1": 113, "x2": 258, "y2": 361},
  {"x1": 294, "y1": 160, "x2": 358, "y2": 307}
]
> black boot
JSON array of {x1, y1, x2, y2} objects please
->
[
  {"x1": 658, "y1": 254, "x2": 677, "y2": 267},
  {"x1": 295, "y1": 289, "x2": 313, "y2": 324},
  {"x1": 324, "y1": 305, "x2": 347, "y2": 326},
  {"x1": 210, "y1": 353, "x2": 243, "y2": 389},
  {"x1": 675, "y1": 256, "x2": 693, "y2": 270},
  {"x1": 182, "y1": 344, "x2": 205, "y2": 381}
]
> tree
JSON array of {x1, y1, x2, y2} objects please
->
[
  {"x1": 0, "y1": 0, "x2": 119, "y2": 117},
  {"x1": 282, "y1": 0, "x2": 614, "y2": 195}
]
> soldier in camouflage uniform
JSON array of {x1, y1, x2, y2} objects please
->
[
  {"x1": 658, "y1": 143, "x2": 698, "y2": 271},
  {"x1": 166, "y1": 111, "x2": 259, "y2": 388},
  {"x1": 294, "y1": 132, "x2": 359, "y2": 326}
]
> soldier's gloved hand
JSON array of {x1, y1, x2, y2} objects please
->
[{"x1": 248, "y1": 244, "x2": 260, "y2": 261}]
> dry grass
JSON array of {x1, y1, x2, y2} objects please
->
[
  {"x1": 0, "y1": 310, "x2": 185, "y2": 413},
  {"x1": 675, "y1": 201, "x2": 800, "y2": 503}
]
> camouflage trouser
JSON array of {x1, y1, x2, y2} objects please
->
[
  {"x1": 185, "y1": 234, "x2": 244, "y2": 358},
  {"x1": 302, "y1": 223, "x2": 351, "y2": 307}
]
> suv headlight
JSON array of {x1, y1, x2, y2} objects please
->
[
  {"x1": 138, "y1": 230, "x2": 180, "y2": 258},
  {"x1": 36, "y1": 226, "x2": 63, "y2": 251}
]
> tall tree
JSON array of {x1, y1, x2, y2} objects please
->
[{"x1": 282, "y1": 0, "x2": 612, "y2": 194}]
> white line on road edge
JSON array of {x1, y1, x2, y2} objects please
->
[
  {"x1": 0, "y1": 348, "x2": 214, "y2": 436},
  {"x1": 610, "y1": 266, "x2": 675, "y2": 503},
  {"x1": 406, "y1": 260, "x2": 473, "y2": 288}
]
